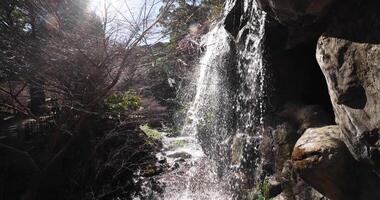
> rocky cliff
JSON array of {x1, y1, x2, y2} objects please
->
[
  {"x1": 200, "y1": 0, "x2": 380, "y2": 199},
  {"x1": 261, "y1": 0, "x2": 380, "y2": 199}
]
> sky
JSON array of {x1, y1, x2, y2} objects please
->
[
  {"x1": 90, "y1": 0, "x2": 149, "y2": 15},
  {"x1": 89, "y1": 0, "x2": 165, "y2": 44}
]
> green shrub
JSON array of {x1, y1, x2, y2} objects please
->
[{"x1": 105, "y1": 90, "x2": 142, "y2": 113}]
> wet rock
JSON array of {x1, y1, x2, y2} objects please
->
[
  {"x1": 164, "y1": 131, "x2": 180, "y2": 138},
  {"x1": 231, "y1": 133, "x2": 248, "y2": 165},
  {"x1": 279, "y1": 104, "x2": 333, "y2": 134},
  {"x1": 292, "y1": 126, "x2": 380, "y2": 200},
  {"x1": 224, "y1": 0, "x2": 244, "y2": 37},
  {"x1": 260, "y1": 110, "x2": 333, "y2": 200},
  {"x1": 277, "y1": 160, "x2": 328, "y2": 200},
  {"x1": 316, "y1": 0, "x2": 380, "y2": 173},
  {"x1": 272, "y1": 123, "x2": 297, "y2": 171},
  {"x1": 166, "y1": 152, "x2": 192, "y2": 159},
  {"x1": 257, "y1": 0, "x2": 338, "y2": 47},
  {"x1": 141, "y1": 164, "x2": 163, "y2": 177}
]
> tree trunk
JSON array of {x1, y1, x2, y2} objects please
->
[{"x1": 29, "y1": 83, "x2": 46, "y2": 117}]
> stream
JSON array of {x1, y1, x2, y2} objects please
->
[{"x1": 157, "y1": 135, "x2": 233, "y2": 200}]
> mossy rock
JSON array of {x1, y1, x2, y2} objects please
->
[
  {"x1": 168, "y1": 139, "x2": 187, "y2": 149},
  {"x1": 140, "y1": 124, "x2": 163, "y2": 140}
]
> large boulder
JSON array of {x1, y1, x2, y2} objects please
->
[
  {"x1": 292, "y1": 126, "x2": 380, "y2": 200},
  {"x1": 316, "y1": 0, "x2": 380, "y2": 173}
]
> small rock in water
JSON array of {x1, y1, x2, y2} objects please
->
[
  {"x1": 174, "y1": 158, "x2": 186, "y2": 163},
  {"x1": 166, "y1": 152, "x2": 192, "y2": 159}
]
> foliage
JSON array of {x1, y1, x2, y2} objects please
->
[
  {"x1": 160, "y1": 0, "x2": 224, "y2": 45},
  {"x1": 84, "y1": 122, "x2": 160, "y2": 200},
  {"x1": 156, "y1": 0, "x2": 225, "y2": 73},
  {"x1": 140, "y1": 124, "x2": 163, "y2": 140},
  {"x1": 256, "y1": 179, "x2": 274, "y2": 200},
  {"x1": 256, "y1": 195, "x2": 266, "y2": 200},
  {"x1": 105, "y1": 90, "x2": 142, "y2": 114},
  {"x1": 0, "y1": 0, "x2": 175, "y2": 199}
]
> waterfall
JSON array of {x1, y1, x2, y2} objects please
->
[
  {"x1": 181, "y1": 25, "x2": 232, "y2": 139},
  {"x1": 182, "y1": 0, "x2": 267, "y2": 193},
  {"x1": 234, "y1": 0, "x2": 267, "y2": 188},
  {"x1": 236, "y1": 0, "x2": 266, "y2": 135},
  {"x1": 155, "y1": 0, "x2": 267, "y2": 199}
]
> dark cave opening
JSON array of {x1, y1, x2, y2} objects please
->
[{"x1": 266, "y1": 33, "x2": 334, "y2": 118}]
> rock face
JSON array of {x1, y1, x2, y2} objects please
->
[
  {"x1": 256, "y1": 0, "x2": 336, "y2": 24},
  {"x1": 259, "y1": 0, "x2": 380, "y2": 199},
  {"x1": 292, "y1": 126, "x2": 380, "y2": 200},
  {"x1": 316, "y1": 0, "x2": 380, "y2": 173},
  {"x1": 206, "y1": 0, "x2": 380, "y2": 199}
]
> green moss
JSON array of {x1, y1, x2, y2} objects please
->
[
  {"x1": 140, "y1": 124, "x2": 163, "y2": 140},
  {"x1": 261, "y1": 180, "x2": 270, "y2": 198},
  {"x1": 168, "y1": 139, "x2": 187, "y2": 149},
  {"x1": 256, "y1": 180, "x2": 274, "y2": 200}
]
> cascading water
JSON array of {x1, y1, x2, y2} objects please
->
[
  {"x1": 149, "y1": 0, "x2": 267, "y2": 199},
  {"x1": 159, "y1": 21, "x2": 235, "y2": 200},
  {"x1": 236, "y1": 0, "x2": 266, "y2": 136},
  {"x1": 233, "y1": 0, "x2": 267, "y2": 188}
]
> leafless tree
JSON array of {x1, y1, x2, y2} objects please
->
[{"x1": 0, "y1": 0, "x2": 174, "y2": 199}]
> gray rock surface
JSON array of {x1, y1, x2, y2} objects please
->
[{"x1": 316, "y1": 0, "x2": 380, "y2": 173}]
